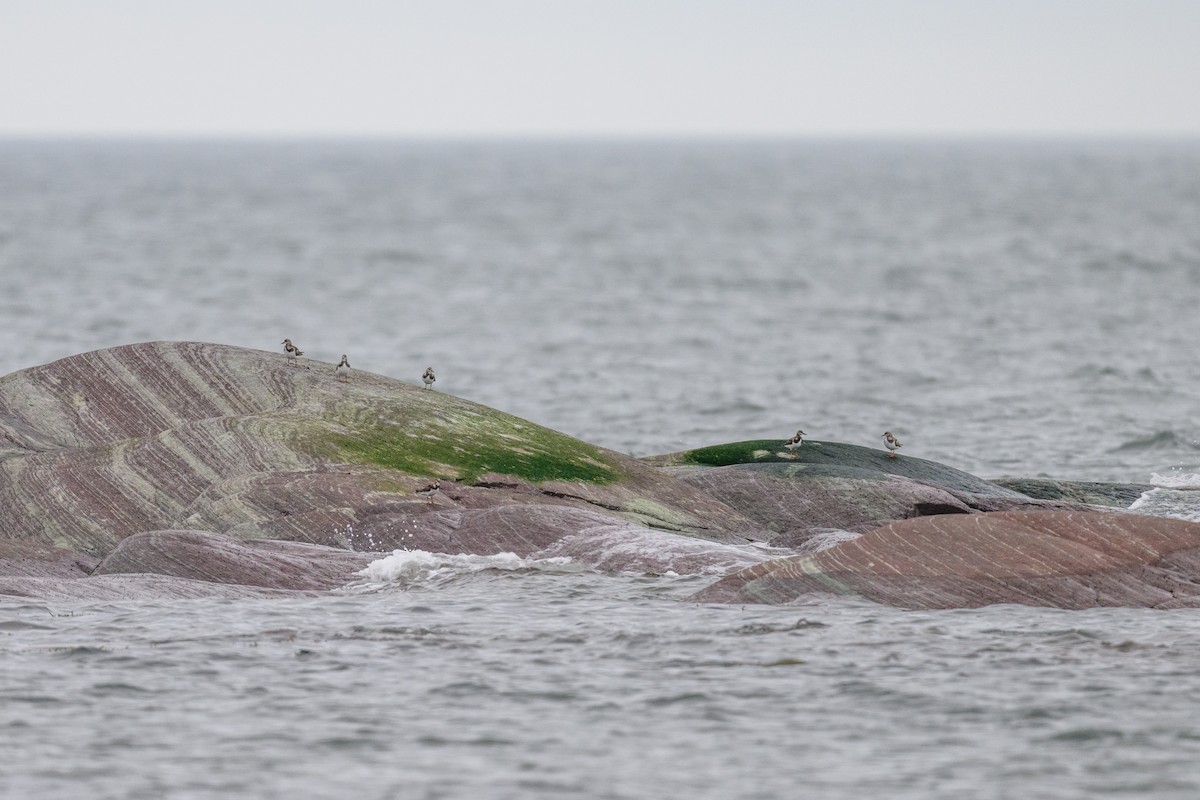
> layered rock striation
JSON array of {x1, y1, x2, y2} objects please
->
[
  {"x1": 0, "y1": 342, "x2": 763, "y2": 597},
  {"x1": 693, "y1": 510, "x2": 1200, "y2": 609}
]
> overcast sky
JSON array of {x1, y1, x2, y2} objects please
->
[{"x1": 2, "y1": 0, "x2": 1198, "y2": 137}]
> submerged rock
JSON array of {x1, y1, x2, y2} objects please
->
[
  {"x1": 92, "y1": 530, "x2": 377, "y2": 591},
  {"x1": 0, "y1": 574, "x2": 297, "y2": 601},
  {"x1": 694, "y1": 510, "x2": 1200, "y2": 609}
]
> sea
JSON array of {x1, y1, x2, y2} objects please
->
[{"x1": 2, "y1": 139, "x2": 1200, "y2": 798}]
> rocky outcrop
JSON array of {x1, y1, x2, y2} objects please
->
[
  {"x1": 91, "y1": 530, "x2": 377, "y2": 590},
  {"x1": 693, "y1": 510, "x2": 1200, "y2": 609},
  {"x1": 646, "y1": 438, "x2": 1023, "y2": 495},
  {"x1": 651, "y1": 440, "x2": 1083, "y2": 548},
  {"x1": 0, "y1": 342, "x2": 762, "y2": 598},
  {"x1": 1, "y1": 342, "x2": 1191, "y2": 609}
]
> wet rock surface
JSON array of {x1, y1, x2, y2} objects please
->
[
  {"x1": 91, "y1": 530, "x2": 378, "y2": 591},
  {"x1": 990, "y1": 477, "x2": 1154, "y2": 508},
  {"x1": 693, "y1": 511, "x2": 1200, "y2": 609},
  {"x1": 665, "y1": 461, "x2": 1075, "y2": 548},
  {"x1": 645, "y1": 438, "x2": 1026, "y2": 496}
]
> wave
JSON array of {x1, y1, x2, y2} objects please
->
[
  {"x1": 1068, "y1": 364, "x2": 1162, "y2": 384},
  {"x1": 1109, "y1": 431, "x2": 1200, "y2": 453},
  {"x1": 1129, "y1": 487, "x2": 1200, "y2": 522},
  {"x1": 344, "y1": 550, "x2": 579, "y2": 593},
  {"x1": 1148, "y1": 472, "x2": 1200, "y2": 489}
]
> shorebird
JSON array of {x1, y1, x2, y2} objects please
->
[
  {"x1": 416, "y1": 479, "x2": 441, "y2": 502},
  {"x1": 784, "y1": 430, "x2": 806, "y2": 451},
  {"x1": 422, "y1": 366, "x2": 436, "y2": 390},
  {"x1": 281, "y1": 339, "x2": 303, "y2": 368},
  {"x1": 335, "y1": 354, "x2": 351, "y2": 382},
  {"x1": 882, "y1": 431, "x2": 902, "y2": 458}
]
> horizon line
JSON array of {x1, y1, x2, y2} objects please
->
[{"x1": 3, "y1": 131, "x2": 1200, "y2": 143}]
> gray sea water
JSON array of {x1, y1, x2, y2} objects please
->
[{"x1": 3, "y1": 139, "x2": 1200, "y2": 798}]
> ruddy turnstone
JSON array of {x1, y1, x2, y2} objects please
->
[
  {"x1": 422, "y1": 367, "x2": 436, "y2": 390},
  {"x1": 882, "y1": 431, "x2": 902, "y2": 458},
  {"x1": 416, "y1": 479, "x2": 441, "y2": 502},
  {"x1": 784, "y1": 430, "x2": 806, "y2": 450},
  {"x1": 335, "y1": 354, "x2": 351, "y2": 382},
  {"x1": 281, "y1": 338, "x2": 303, "y2": 368}
]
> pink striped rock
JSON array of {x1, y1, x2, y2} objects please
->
[{"x1": 693, "y1": 510, "x2": 1200, "y2": 609}]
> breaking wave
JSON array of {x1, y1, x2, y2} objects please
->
[
  {"x1": 1130, "y1": 474, "x2": 1200, "y2": 522},
  {"x1": 344, "y1": 549, "x2": 580, "y2": 593},
  {"x1": 1148, "y1": 472, "x2": 1200, "y2": 489}
]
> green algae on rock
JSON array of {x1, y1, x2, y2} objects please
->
[
  {"x1": 647, "y1": 438, "x2": 1028, "y2": 498},
  {"x1": 326, "y1": 417, "x2": 618, "y2": 484},
  {"x1": 298, "y1": 381, "x2": 622, "y2": 484}
]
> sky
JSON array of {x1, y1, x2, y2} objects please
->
[{"x1": 1, "y1": 0, "x2": 1199, "y2": 137}]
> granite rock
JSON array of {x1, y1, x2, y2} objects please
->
[
  {"x1": 652, "y1": 440, "x2": 1084, "y2": 548},
  {"x1": 0, "y1": 342, "x2": 758, "y2": 598},
  {"x1": 693, "y1": 510, "x2": 1200, "y2": 609}
]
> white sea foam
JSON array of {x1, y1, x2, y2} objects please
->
[
  {"x1": 1148, "y1": 472, "x2": 1200, "y2": 489},
  {"x1": 533, "y1": 526, "x2": 775, "y2": 577},
  {"x1": 1128, "y1": 472, "x2": 1200, "y2": 522},
  {"x1": 345, "y1": 549, "x2": 577, "y2": 592},
  {"x1": 1130, "y1": 488, "x2": 1200, "y2": 522}
]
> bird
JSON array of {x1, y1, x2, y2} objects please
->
[
  {"x1": 281, "y1": 338, "x2": 303, "y2": 368},
  {"x1": 784, "y1": 430, "x2": 806, "y2": 451},
  {"x1": 416, "y1": 479, "x2": 441, "y2": 502},
  {"x1": 335, "y1": 354, "x2": 351, "y2": 382},
  {"x1": 422, "y1": 366, "x2": 436, "y2": 390},
  {"x1": 882, "y1": 431, "x2": 902, "y2": 458}
]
